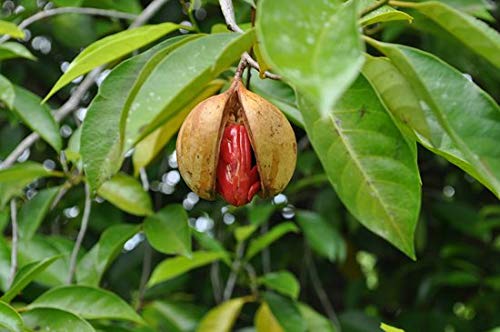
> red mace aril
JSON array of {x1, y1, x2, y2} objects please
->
[{"x1": 176, "y1": 79, "x2": 296, "y2": 206}]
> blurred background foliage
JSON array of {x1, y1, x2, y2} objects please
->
[{"x1": 0, "y1": 0, "x2": 499, "y2": 331}]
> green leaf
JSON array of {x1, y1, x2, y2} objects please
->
[
  {"x1": 144, "y1": 204, "x2": 191, "y2": 257},
  {"x1": 1, "y1": 255, "x2": 61, "y2": 303},
  {"x1": 23, "y1": 308, "x2": 95, "y2": 332},
  {"x1": 196, "y1": 297, "x2": 249, "y2": 332},
  {"x1": 124, "y1": 30, "x2": 255, "y2": 147},
  {"x1": 0, "y1": 74, "x2": 15, "y2": 109},
  {"x1": 256, "y1": 0, "x2": 364, "y2": 117},
  {"x1": 263, "y1": 292, "x2": 306, "y2": 332},
  {"x1": 0, "y1": 301, "x2": 23, "y2": 332},
  {"x1": 407, "y1": 1, "x2": 500, "y2": 69},
  {"x1": 380, "y1": 322, "x2": 405, "y2": 332},
  {"x1": 358, "y1": 0, "x2": 412, "y2": 26},
  {"x1": 259, "y1": 271, "x2": 300, "y2": 299},
  {"x1": 43, "y1": 22, "x2": 180, "y2": 101},
  {"x1": 0, "y1": 42, "x2": 35, "y2": 61},
  {"x1": 246, "y1": 222, "x2": 299, "y2": 260},
  {"x1": 77, "y1": 224, "x2": 140, "y2": 286},
  {"x1": 297, "y1": 75, "x2": 421, "y2": 259},
  {"x1": 0, "y1": 21, "x2": 24, "y2": 39},
  {"x1": 142, "y1": 300, "x2": 206, "y2": 332},
  {"x1": 97, "y1": 173, "x2": 153, "y2": 216},
  {"x1": 192, "y1": 231, "x2": 231, "y2": 265},
  {"x1": 18, "y1": 187, "x2": 60, "y2": 240},
  {"x1": 132, "y1": 80, "x2": 224, "y2": 173},
  {"x1": 12, "y1": 86, "x2": 61, "y2": 152},
  {"x1": 298, "y1": 303, "x2": 338, "y2": 332},
  {"x1": 81, "y1": 35, "x2": 197, "y2": 190},
  {"x1": 0, "y1": 162, "x2": 57, "y2": 208},
  {"x1": 255, "y1": 303, "x2": 283, "y2": 332},
  {"x1": 29, "y1": 285, "x2": 144, "y2": 324},
  {"x1": 368, "y1": 39, "x2": 500, "y2": 198},
  {"x1": 234, "y1": 224, "x2": 258, "y2": 243},
  {"x1": 248, "y1": 204, "x2": 276, "y2": 227},
  {"x1": 148, "y1": 251, "x2": 225, "y2": 287},
  {"x1": 295, "y1": 211, "x2": 346, "y2": 262}
]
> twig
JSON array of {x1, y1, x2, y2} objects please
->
[
  {"x1": 67, "y1": 183, "x2": 91, "y2": 284},
  {"x1": 139, "y1": 168, "x2": 150, "y2": 191},
  {"x1": 1, "y1": 0, "x2": 170, "y2": 169},
  {"x1": 219, "y1": 0, "x2": 281, "y2": 80},
  {"x1": 223, "y1": 242, "x2": 245, "y2": 300},
  {"x1": 136, "y1": 241, "x2": 152, "y2": 311},
  {"x1": 260, "y1": 222, "x2": 271, "y2": 274},
  {"x1": 211, "y1": 262, "x2": 223, "y2": 303},
  {"x1": 243, "y1": 263, "x2": 259, "y2": 297},
  {"x1": 7, "y1": 199, "x2": 18, "y2": 289},
  {"x1": 360, "y1": 0, "x2": 390, "y2": 17}
]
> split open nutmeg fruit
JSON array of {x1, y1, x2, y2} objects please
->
[{"x1": 176, "y1": 79, "x2": 296, "y2": 206}]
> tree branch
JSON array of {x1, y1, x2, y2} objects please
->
[
  {"x1": 67, "y1": 183, "x2": 91, "y2": 284},
  {"x1": 7, "y1": 199, "x2": 18, "y2": 289}
]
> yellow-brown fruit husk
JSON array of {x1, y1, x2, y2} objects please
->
[{"x1": 176, "y1": 79, "x2": 296, "y2": 201}]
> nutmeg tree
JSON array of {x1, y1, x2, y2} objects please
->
[{"x1": 0, "y1": 0, "x2": 499, "y2": 331}]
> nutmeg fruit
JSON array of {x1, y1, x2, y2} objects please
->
[{"x1": 176, "y1": 79, "x2": 296, "y2": 206}]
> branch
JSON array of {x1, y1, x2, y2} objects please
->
[
  {"x1": 67, "y1": 183, "x2": 91, "y2": 284},
  {"x1": 135, "y1": 241, "x2": 152, "y2": 311},
  {"x1": 219, "y1": 0, "x2": 281, "y2": 80},
  {"x1": 223, "y1": 242, "x2": 245, "y2": 300},
  {"x1": 7, "y1": 199, "x2": 18, "y2": 289},
  {"x1": 129, "y1": 0, "x2": 170, "y2": 28}
]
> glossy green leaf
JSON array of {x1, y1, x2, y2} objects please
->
[
  {"x1": 197, "y1": 297, "x2": 249, "y2": 332},
  {"x1": 234, "y1": 224, "x2": 258, "y2": 243},
  {"x1": 255, "y1": 303, "x2": 284, "y2": 332},
  {"x1": 298, "y1": 303, "x2": 337, "y2": 332},
  {"x1": 257, "y1": 0, "x2": 364, "y2": 117},
  {"x1": 144, "y1": 204, "x2": 191, "y2": 257},
  {"x1": 29, "y1": 285, "x2": 144, "y2": 324},
  {"x1": 248, "y1": 204, "x2": 276, "y2": 227},
  {"x1": 0, "y1": 301, "x2": 23, "y2": 332},
  {"x1": 297, "y1": 76, "x2": 421, "y2": 259},
  {"x1": 259, "y1": 271, "x2": 300, "y2": 299},
  {"x1": 148, "y1": 251, "x2": 225, "y2": 287},
  {"x1": 132, "y1": 80, "x2": 224, "y2": 173},
  {"x1": 18, "y1": 186, "x2": 60, "y2": 240},
  {"x1": 0, "y1": 74, "x2": 14, "y2": 109},
  {"x1": 192, "y1": 231, "x2": 231, "y2": 265},
  {"x1": 358, "y1": 0, "x2": 412, "y2": 26},
  {"x1": 1, "y1": 255, "x2": 61, "y2": 303},
  {"x1": 77, "y1": 224, "x2": 140, "y2": 286},
  {"x1": 80, "y1": 36, "x2": 197, "y2": 190},
  {"x1": 368, "y1": 39, "x2": 500, "y2": 198},
  {"x1": 0, "y1": 21, "x2": 24, "y2": 39},
  {"x1": 43, "y1": 23, "x2": 180, "y2": 101},
  {"x1": 0, "y1": 42, "x2": 35, "y2": 61},
  {"x1": 142, "y1": 300, "x2": 206, "y2": 332},
  {"x1": 12, "y1": 86, "x2": 61, "y2": 152},
  {"x1": 380, "y1": 322, "x2": 405, "y2": 332},
  {"x1": 263, "y1": 292, "x2": 306, "y2": 332},
  {"x1": 295, "y1": 211, "x2": 346, "y2": 262},
  {"x1": 124, "y1": 31, "x2": 254, "y2": 147},
  {"x1": 0, "y1": 162, "x2": 57, "y2": 208},
  {"x1": 97, "y1": 173, "x2": 153, "y2": 216},
  {"x1": 23, "y1": 308, "x2": 95, "y2": 332},
  {"x1": 246, "y1": 222, "x2": 299, "y2": 260},
  {"x1": 408, "y1": 1, "x2": 500, "y2": 68}
]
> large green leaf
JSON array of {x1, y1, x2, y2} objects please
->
[
  {"x1": 0, "y1": 162, "x2": 58, "y2": 208},
  {"x1": 148, "y1": 251, "x2": 225, "y2": 287},
  {"x1": 43, "y1": 23, "x2": 180, "y2": 101},
  {"x1": 192, "y1": 231, "x2": 231, "y2": 265},
  {"x1": 11, "y1": 86, "x2": 61, "y2": 152},
  {"x1": 255, "y1": 303, "x2": 284, "y2": 332},
  {"x1": 0, "y1": 21, "x2": 24, "y2": 39},
  {"x1": 23, "y1": 308, "x2": 95, "y2": 332},
  {"x1": 368, "y1": 39, "x2": 500, "y2": 198},
  {"x1": 295, "y1": 211, "x2": 346, "y2": 262},
  {"x1": 406, "y1": 1, "x2": 500, "y2": 68},
  {"x1": 77, "y1": 224, "x2": 140, "y2": 286},
  {"x1": 29, "y1": 285, "x2": 144, "y2": 324},
  {"x1": 297, "y1": 76, "x2": 421, "y2": 259},
  {"x1": 245, "y1": 222, "x2": 299, "y2": 260},
  {"x1": 124, "y1": 31, "x2": 255, "y2": 147},
  {"x1": 0, "y1": 42, "x2": 35, "y2": 61},
  {"x1": 142, "y1": 300, "x2": 206, "y2": 332},
  {"x1": 263, "y1": 292, "x2": 306, "y2": 332},
  {"x1": 298, "y1": 303, "x2": 337, "y2": 332},
  {"x1": 358, "y1": 0, "x2": 413, "y2": 26},
  {"x1": 80, "y1": 36, "x2": 196, "y2": 190},
  {"x1": 97, "y1": 173, "x2": 153, "y2": 216},
  {"x1": 1, "y1": 255, "x2": 60, "y2": 303},
  {"x1": 256, "y1": 0, "x2": 364, "y2": 117},
  {"x1": 259, "y1": 271, "x2": 300, "y2": 299},
  {"x1": 0, "y1": 301, "x2": 23, "y2": 332},
  {"x1": 196, "y1": 297, "x2": 249, "y2": 332},
  {"x1": 144, "y1": 204, "x2": 191, "y2": 257},
  {"x1": 17, "y1": 187, "x2": 60, "y2": 240},
  {"x1": 0, "y1": 74, "x2": 14, "y2": 109}
]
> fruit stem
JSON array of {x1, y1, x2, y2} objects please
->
[{"x1": 234, "y1": 56, "x2": 248, "y2": 81}]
